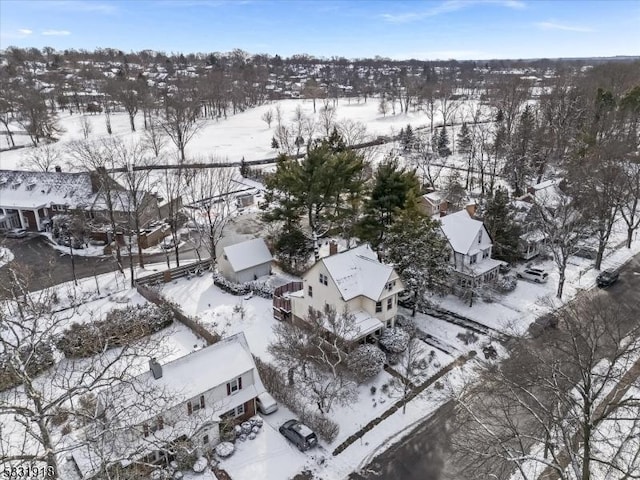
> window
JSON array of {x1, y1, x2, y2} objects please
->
[
  {"x1": 483, "y1": 249, "x2": 489, "y2": 259},
  {"x1": 308, "y1": 285, "x2": 313, "y2": 297},
  {"x1": 319, "y1": 273, "x2": 328, "y2": 286},
  {"x1": 227, "y1": 377, "x2": 243, "y2": 395},
  {"x1": 387, "y1": 298, "x2": 393, "y2": 310},
  {"x1": 223, "y1": 404, "x2": 246, "y2": 418},
  {"x1": 478, "y1": 230, "x2": 483, "y2": 244},
  {"x1": 203, "y1": 435, "x2": 209, "y2": 445},
  {"x1": 386, "y1": 319, "x2": 393, "y2": 328},
  {"x1": 470, "y1": 255, "x2": 477, "y2": 264},
  {"x1": 236, "y1": 403, "x2": 245, "y2": 416},
  {"x1": 375, "y1": 301, "x2": 382, "y2": 313},
  {"x1": 386, "y1": 280, "x2": 396, "y2": 291},
  {"x1": 187, "y1": 395, "x2": 205, "y2": 414}
]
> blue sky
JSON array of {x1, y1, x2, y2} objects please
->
[{"x1": 1, "y1": 0, "x2": 638, "y2": 60}]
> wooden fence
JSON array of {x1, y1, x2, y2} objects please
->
[{"x1": 272, "y1": 281, "x2": 303, "y2": 321}]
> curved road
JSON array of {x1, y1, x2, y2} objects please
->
[{"x1": 351, "y1": 251, "x2": 640, "y2": 480}]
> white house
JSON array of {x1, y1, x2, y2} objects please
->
[
  {"x1": 439, "y1": 209, "x2": 501, "y2": 287},
  {"x1": 70, "y1": 333, "x2": 265, "y2": 478},
  {"x1": 289, "y1": 244, "x2": 404, "y2": 344},
  {"x1": 218, "y1": 238, "x2": 273, "y2": 283}
]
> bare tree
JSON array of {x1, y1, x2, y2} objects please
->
[
  {"x1": 533, "y1": 190, "x2": 590, "y2": 299},
  {"x1": 261, "y1": 108, "x2": 274, "y2": 128},
  {"x1": 162, "y1": 86, "x2": 202, "y2": 162},
  {"x1": 449, "y1": 295, "x2": 640, "y2": 480},
  {"x1": 20, "y1": 142, "x2": 61, "y2": 172},
  {"x1": 620, "y1": 160, "x2": 640, "y2": 248},
  {"x1": 15, "y1": 83, "x2": 61, "y2": 146},
  {"x1": 66, "y1": 139, "x2": 125, "y2": 273},
  {"x1": 142, "y1": 118, "x2": 167, "y2": 158},
  {"x1": 319, "y1": 104, "x2": 336, "y2": 137},
  {"x1": 111, "y1": 140, "x2": 157, "y2": 281},
  {"x1": 158, "y1": 163, "x2": 185, "y2": 267},
  {"x1": 79, "y1": 115, "x2": 92, "y2": 140},
  {"x1": 183, "y1": 163, "x2": 237, "y2": 265},
  {"x1": 268, "y1": 305, "x2": 358, "y2": 414},
  {"x1": 0, "y1": 265, "x2": 171, "y2": 479}
]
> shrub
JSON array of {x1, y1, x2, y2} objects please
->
[
  {"x1": 348, "y1": 345, "x2": 386, "y2": 382},
  {"x1": 379, "y1": 328, "x2": 410, "y2": 353},
  {"x1": 456, "y1": 330, "x2": 479, "y2": 345},
  {"x1": 56, "y1": 303, "x2": 174, "y2": 358},
  {"x1": 496, "y1": 274, "x2": 517, "y2": 293},
  {"x1": 0, "y1": 341, "x2": 55, "y2": 392},
  {"x1": 212, "y1": 273, "x2": 273, "y2": 298},
  {"x1": 370, "y1": 386, "x2": 377, "y2": 395}
]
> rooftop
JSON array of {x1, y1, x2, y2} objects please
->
[{"x1": 222, "y1": 238, "x2": 273, "y2": 272}]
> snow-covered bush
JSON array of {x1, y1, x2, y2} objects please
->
[
  {"x1": 379, "y1": 328, "x2": 410, "y2": 353},
  {"x1": 300, "y1": 410, "x2": 339, "y2": 443},
  {"x1": 192, "y1": 457, "x2": 207, "y2": 473},
  {"x1": 496, "y1": 274, "x2": 517, "y2": 292},
  {"x1": 348, "y1": 344, "x2": 386, "y2": 382},
  {"x1": 0, "y1": 341, "x2": 55, "y2": 392},
  {"x1": 215, "y1": 442, "x2": 235, "y2": 458},
  {"x1": 56, "y1": 303, "x2": 174, "y2": 358},
  {"x1": 212, "y1": 273, "x2": 274, "y2": 298}
]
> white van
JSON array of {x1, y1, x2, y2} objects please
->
[
  {"x1": 517, "y1": 267, "x2": 549, "y2": 283},
  {"x1": 256, "y1": 392, "x2": 278, "y2": 415}
]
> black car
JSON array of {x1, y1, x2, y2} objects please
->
[
  {"x1": 596, "y1": 269, "x2": 619, "y2": 288},
  {"x1": 279, "y1": 419, "x2": 318, "y2": 451}
]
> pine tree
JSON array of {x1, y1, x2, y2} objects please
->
[
  {"x1": 483, "y1": 186, "x2": 521, "y2": 263},
  {"x1": 271, "y1": 136, "x2": 279, "y2": 149},
  {"x1": 437, "y1": 127, "x2": 451, "y2": 157},
  {"x1": 239, "y1": 156, "x2": 249, "y2": 178},
  {"x1": 358, "y1": 158, "x2": 420, "y2": 250},
  {"x1": 457, "y1": 122, "x2": 472, "y2": 157},
  {"x1": 402, "y1": 124, "x2": 415, "y2": 151},
  {"x1": 387, "y1": 192, "x2": 451, "y2": 316},
  {"x1": 506, "y1": 104, "x2": 536, "y2": 196}
]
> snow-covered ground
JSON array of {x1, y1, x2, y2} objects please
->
[
  {"x1": 1, "y1": 96, "x2": 479, "y2": 172},
  {"x1": 431, "y1": 217, "x2": 640, "y2": 336},
  {"x1": 0, "y1": 246, "x2": 14, "y2": 268}
]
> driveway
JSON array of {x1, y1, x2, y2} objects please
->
[
  {"x1": 0, "y1": 233, "x2": 209, "y2": 293},
  {"x1": 351, "y1": 251, "x2": 640, "y2": 480}
]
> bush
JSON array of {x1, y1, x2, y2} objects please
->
[
  {"x1": 379, "y1": 328, "x2": 410, "y2": 353},
  {"x1": 56, "y1": 303, "x2": 174, "y2": 358},
  {"x1": 212, "y1": 273, "x2": 274, "y2": 298},
  {"x1": 496, "y1": 274, "x2": 517, "y2": 293},
  {"x1": 0, "y1": 341, "x2": 55, "y2": 392},
  {"x1": 457, "y1": 331, "x2": 479, "y2": 345},
  {"x1": 348, "y1": 345, "x2": 386, "y2": 382}
]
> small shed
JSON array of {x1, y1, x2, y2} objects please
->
[{"x1": 218, "y1": 238, "x2": 273, "y2": 283}]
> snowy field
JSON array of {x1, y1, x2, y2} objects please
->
[{"x1": 1, "y1": 96, "x2": 483, "y2": 172}]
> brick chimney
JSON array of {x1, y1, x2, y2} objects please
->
[
  {"x1": 329, "y1": 240, "x2": 338, "y2": 256},
  {"x1": 149, "y1": 358, "x2": 163, "y2": 379},
  {"x1": 465, "y1": 203, "x2": 477, "y2": 218}
]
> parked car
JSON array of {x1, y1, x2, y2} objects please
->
[
  {"x1": 574, "y1": 245, "x2": 597, "y2": 260},
  {"x1": 256, "y1": 392, "x2": 278, "y2": 415},
  {"x1": 161, "y1": 238, "x2": 176, "y2": 250},
  {"x1": 517, "y1": 267, "x2": 549, "y2": 283},
  {"x1": 596, "y1": 269, "x2": 619, "y2": 288},
  {"x1": 279, "y1": 419, "x2": 318, "y2": 451},
  {"x1": 5, "y1": 228, "x2": 28, "y2": 239}
]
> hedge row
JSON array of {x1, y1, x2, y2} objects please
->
[
  {"x1": 212, "y1": 274, "x2": 274, "y2": 299},
  {"x1": 56, "y1": 303, "x2": 174, "y2": 358},
  {"x1": 0, "y1": 342, "x2": 55, "y2": 392},
  {"x1": 254, "y1": 356, "x2": 339, "y2": 443}
]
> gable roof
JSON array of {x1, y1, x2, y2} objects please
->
[
  {"x1": 0, "y1": 169, "x2": 96, "y2": 210},
  {"x1": 222, "y1": 238, "x2": 273, "y2": 272},
  {"x1": 321, "y1": 244, "x2": 393, "y2": 302},
  {"x1": 422, "y1": 191, "x2": 447, "y2": 205},
  {"x1": 439, "y1": 209, "x2": 491, "y2": 255}
]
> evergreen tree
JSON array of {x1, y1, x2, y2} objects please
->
[
  {"x1": 437, "y1": 127, "x2": 451, "y2": 157},
  {"x1": 401, "y1": 124, "x2": 415, "y2": 151},
  {"x1": 483, "y1": 187, "x2": 521, "y2": 263},
  {"x1": 387, "y1": 192, "x2": 451, "y2": 316},
  {"x1": 358, "y1": 158, "x2": 420, "y2": 250},
  {"x1": 456, "y1": 122, "x2": 472, "y2": 158},
  {"x1": 239, "y1": 156, "x2": 248, "y2": 178},
  {"x1": 271, "y1": 136, "x2": 279, "y2": 149},
  {"x1": 506, "y1": 104, "x2": 536, "y2": 196},
  {"x1": 263, "y1": 135, "x2": 365, "y2": 261},
  {"x1": 274, "y1": 225, "x2": 311, "y2": 274}
]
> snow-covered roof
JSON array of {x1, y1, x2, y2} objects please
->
[
  {"x1": 532, "y1": 178, "x2": 564, "y2": 209},
  {"x1": 439, "y1": 210, "x2": 491, "y2": 255},
  {"x1": 0, "y1": 169, "x2": 96, "y2": 210},
  {"x1": 422, "y1": 191, "x2": 446, "y2": 205},
  {"x1": 101, "y1": 332, "x2": 263, "y2": 425},
  {"x1": 222, "y1": 238, "x2": 273, "y2": 272},
  {"x1": 321, "y1": 244, "x2": 394, "y2": 302},
  {"x1": 346, "y1": 310, "x2": 384, "y2": 341}
]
